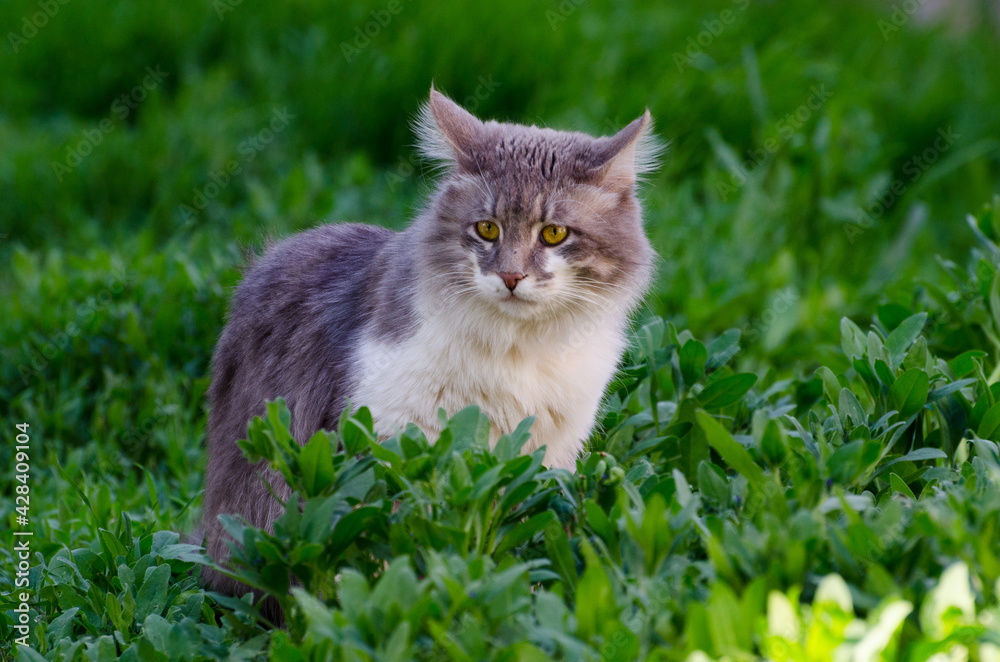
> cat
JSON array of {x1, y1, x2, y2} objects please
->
[{"x1": 201, "y1": 85, "x2": 660, "y2": 613}]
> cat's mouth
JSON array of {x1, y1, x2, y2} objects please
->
[
  {"x1": 487, "y1": 289, "x2": 533, "y2": 310},
  {"x1": 493, "y1": 293, "x2": 541, "y2": 319}
]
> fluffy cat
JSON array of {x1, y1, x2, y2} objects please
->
[{"x1": 202, "y1": 86, "x2": 659, "y2": 607}]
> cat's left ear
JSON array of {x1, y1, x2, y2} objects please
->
[
  {"x1": 587, "y1": 111, "x2": 663, "y2": 190},
  {"x1": 415, "y1": 85, "x2": 483, "y2": 168}
]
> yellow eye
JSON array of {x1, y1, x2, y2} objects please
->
[
  {"x1": 540, "y1": 225, "x2": 568, "y2": 245},
  {"x1": 476, "y1": 221, "x2": 500, "y2": 241}
]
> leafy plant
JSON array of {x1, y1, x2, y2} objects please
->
[{"x1": 4, "y1": 1, "x2": 1000, "y2": 659}]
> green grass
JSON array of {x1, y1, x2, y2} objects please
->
[{"x1": 2, "y1": 0, "x2": 1000, "y2": 659}]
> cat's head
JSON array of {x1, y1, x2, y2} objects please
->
[{"x1": 414, "y1": 86, "x2": 660, "y2": 324}]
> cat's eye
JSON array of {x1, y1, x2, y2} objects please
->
[
  {"x1": 476, "y1": 221, "x2": 500, "y2": 241},
  {"x1": 540, "y1": 225, "x2": 569, "y2": 246}
]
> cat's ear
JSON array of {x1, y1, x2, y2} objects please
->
[
  {"x1": 587, "y1": 111, "x2": 663, "y2": 190},
  {"x1": 415, "y1": 85, "x2": 483, "y2": 168}
]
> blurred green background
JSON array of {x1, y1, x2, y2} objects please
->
[{"x1": 1, "y1": 0, "x2": 999, "y2": 544}]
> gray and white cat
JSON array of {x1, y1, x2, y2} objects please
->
[{"x1": 202, "y1": 86, "x2": 659, "y2": 603}]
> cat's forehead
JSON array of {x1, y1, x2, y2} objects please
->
[
  {"x1": 468, "y1": 122, "x2": 600, "y2": 183},
  {"x1": 439, "y1": 126, "x2": 620, "y2": 222}
]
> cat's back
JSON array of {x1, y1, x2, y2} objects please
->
[
  {"x1": 235, "y1": 223, "x2": 393, "y2": 310},
  {"x1": 208, "y1": 222, "x2": 399, "y2": 444}
]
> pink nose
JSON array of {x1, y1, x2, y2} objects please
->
[{"x1": 498, "y1": 272, "x2": 525, "y2": 291}]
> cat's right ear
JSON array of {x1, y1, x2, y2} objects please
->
[
  {"x1": 585, "y1": 111, "x2": 664, "y2": 191},
  {"x1": 415, "y1": 85, "x2": 483, "y2": 168}
]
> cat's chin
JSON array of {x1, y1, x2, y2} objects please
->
[{"x1": 489, "y1": 294, "x2": 551, "y2": 320}]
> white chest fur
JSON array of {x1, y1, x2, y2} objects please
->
[{"x1": 350, "y1": 304, "x2": 627, "y2": 470}]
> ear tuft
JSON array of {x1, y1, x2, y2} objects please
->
[
  {"x1": 590, "y1": 110, "x2": 666, "y2": 189},
  {"x1": 414, "y1": 85, "x2": 483, "y2": 168}
]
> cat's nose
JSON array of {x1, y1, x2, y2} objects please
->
[{"x1": 498, "y1": 272, "x2": 525, "y2": 291}]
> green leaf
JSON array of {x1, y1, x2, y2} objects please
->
[
  {"x1": 329, "y1": 506, "x2": 385, "y2": 555},
  {"x1": 840, "y1": 317, "x2": 865, "y2": 359},
  {"x1": 875, "y1": 448, "x2": 948, "y2": 477},
  {"x1": 542, "y1": 518, "x2": 578, "y2": 589},
  {"x1": 885, "y1": 312, "x2": 927, "y2": 366},
  {"x1": 838, "y1": 388, "x2": 867, "y2": 428},
  {"x1": 828, "y1": 440, "x2": 867, "y2": 484},
  {"x1": 878, "y1": 304, "x2": 912, "y2": 331},
  {"x1": 680, "y1": 339, "x2": 708, "y2": 386},
  {"x1": 575, "y1": 541, "x2": 614, "y2": 640},
  {"x1": 706, "y1": 329, "x2": 741, "y2": 371},
  {"x1": 815, "y1": 366, "x2": 843, "y2": 404},
  {"x1": 16, "y1": 647, "x2": 48, "y2": 662},
  {"x1": 583, "y1": 500, "x2": 613, "y2": 546},
  {"x1": 928, "y1": 378, "x2": 977, "y2": 402},
  {"x1": 299, "y1": 430, "x2": 335, "y2": 496},
  {"x1": 696, "y1": 411, "x2": 765, "y2": 491},
  {"x1": 902, "y1": 336, "x2": 930, "y2": 372},
  {"x1": 495, "y1": 511, "x2": 558, "y2": 557},
  {"x1": 979, "y1": 258, "x2": 996, "y2": 299},
  {"x1": 107, "y1": 595, "x2": 126, "y2": 634},
  {"x1": 867, "y1": 331, "x2": 890, "y2": 369},
  {"x1": 121, "y1": 584, "x2": 136, "y2": 629},
  {"x1": 707, "y1": 583, "x2": 752, "y2": 654},
  {"x1": 991, "y1": 269, "x2": 1000, "y2": 339},
  {"x1": 949, "y1": 350, "x2": 986, "y2": 378},
  {"x1": 698, "y1": 461, "x2": 730, "y2": 505},
  {"x1": 698, "y1": 373, "x2": 758, "y2": 409},
  {"x1": 447, "y1": 405, "x2": 490, "y2": 453},
  {"x1": 494, "y1": 416, "x2": 535, "y2": 462},
  {"x1": 759, "y1": 419, "x2": 787, "y2": 466},
  {"x1": 370, "y1": 558, "x2": 419, "y2": 611},
  {"x1": 98, "y1": 528, "x2": 128, "y2": 562},
  {"x1": 853, "y1": 357, "x2": 880, "y2": 393},
  {"x1": 889, "y1": 473, "x2": 916, "y2": 499},
  {"x1": 134, "y1": 564, "x2": 170, "y2": 622},
  {"x1": 978, "y1": 401, "x2": 1000, "y2": 440},
  {"x1": 889, "y1": 369, "x2": 929, "y2": 418},
  {"x1": 46, "y1": 607, "x2": 79, "y2": 645},
  {"x1": 874, "y1": 359, "x2": 895, "y2": 387}
]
